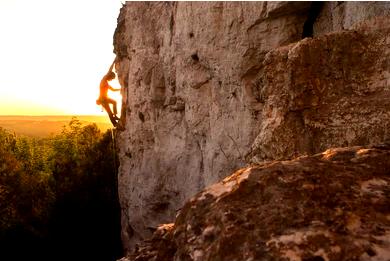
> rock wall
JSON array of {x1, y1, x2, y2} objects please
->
[{"x1": 113, "y1": 2, "x2": 390, "y2": 252}]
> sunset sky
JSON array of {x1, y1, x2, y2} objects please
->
[{"x1": 0, "y1": 0, "x2": 123, "y2": 115}]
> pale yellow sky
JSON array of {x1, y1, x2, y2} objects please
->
[{"x1": 0, "y1": 0, "x2": 123, "y2": 115}]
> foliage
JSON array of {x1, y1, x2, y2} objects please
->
[{"x1": 0, "y1": 119, "x2": 122, "y2": 261}]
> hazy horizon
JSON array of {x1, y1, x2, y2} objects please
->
[
  {"x1": 0, "y1": 114, "x2": 112, "y2": 137},
  {"x1": 0, "y1": 114, "x2": 110, "y2": 117}
]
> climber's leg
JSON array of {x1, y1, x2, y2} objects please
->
[
  {"x1": 106, "y1": 98, "x2": 118, "y2": 115},
  {"x1": 102, "y1": 102, "x2": 118, "y2": 126}
]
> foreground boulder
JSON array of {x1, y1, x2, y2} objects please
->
[{"x1": 122, "y1": 144, "x2": 390, "y2": 261}]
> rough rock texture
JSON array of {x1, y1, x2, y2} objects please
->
[
  {"x1": 113, "y1": 2, "x2": 390, "y2": 251},
  {"x1": 314, "y1": 1, "x2": 390, "y2": 36},
  {"x1": 247, "y1": 16, "x2": 390, "y2": 163},
  {"x1": 122, "y1": 144, "x2": 390, "y2": 261}
]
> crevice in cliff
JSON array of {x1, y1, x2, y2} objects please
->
[
  {"x1": 302, "y1": 2, "x2": 324, "y2": 38},
  {"x1": 169, "y1": 2, "x2": 177, "y2": 46},
  {"x1": 191, "y1": 53, "x2": 199, "y2": 62},
  {"x1": 196, "y1": 139, "x2": 206, "y2": 191},
  {"x1": 227, "y1": 133, "x2": 244, "y2": 160}
]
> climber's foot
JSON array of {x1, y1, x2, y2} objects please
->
[{"x1": 116, "y1": 121, "x2": 125, "y2": 131}]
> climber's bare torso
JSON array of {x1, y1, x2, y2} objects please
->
[{"x1": 97, "y1": 61, "x2": 121, "y2": 126}]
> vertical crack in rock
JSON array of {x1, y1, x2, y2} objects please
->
[
  {"x1": 195, "y1": 139, "x2": 205, "y2": 192},
  {"x1": 302, "y1": 2, "x2": 324, "y2": 38}
]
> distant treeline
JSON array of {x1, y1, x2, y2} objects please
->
[
  {"x1": 0, "y1": 115, "x2": 112, "y2": 137},
  {"x1": 0, "y1": 118, "x2": 122, "y2": 261}
]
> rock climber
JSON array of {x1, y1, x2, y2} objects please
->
[{"x1": 97, "y1": 60, "x2": 121, "y2": 126}]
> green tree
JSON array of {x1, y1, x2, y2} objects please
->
[
  {"x1": 0, "y1": 147, "x2": 22, "y2": 231},
  {"x1": 0, "y1": 120, "x2": 122, "y2": 261},
  {"x1": 0, "y1": 127, "x2": 54, "y2": 240}
]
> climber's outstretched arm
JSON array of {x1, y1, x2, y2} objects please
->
[
  {"x1": 107, "y1": 57, "x2": 118, "y2": 74},
  {"x1": 107, "y1": 82, "x2": 120, "y2": 91},
  {"x1": 109, "y1": 86, "x2": 121, "y2": 91},
  {"x1": 108, "y1": 61, "x2": 115, "y2": 73}
]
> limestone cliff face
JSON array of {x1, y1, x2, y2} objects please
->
[{"x1": 113, "y1": 2, "x2": 390, "y2": 252}]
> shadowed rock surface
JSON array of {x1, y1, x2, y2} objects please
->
[{"x1": 121, "y1": 144, "x2": 390, "y2": 261}]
